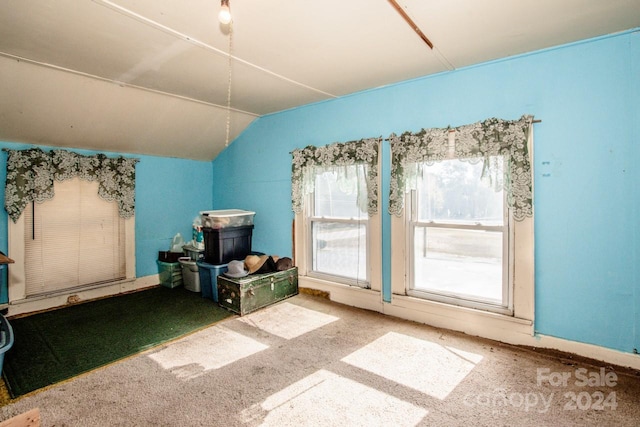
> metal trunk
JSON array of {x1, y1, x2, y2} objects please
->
[{"x1": 217, "y1": 267, "x2": 298, "y2": 315}]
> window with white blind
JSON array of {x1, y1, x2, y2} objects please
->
[{"x1": 22, "y1": 178, "x2": 126, "y2": 296}]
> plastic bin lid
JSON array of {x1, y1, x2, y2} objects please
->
[
  {"x1": 199, "y1": 209, "x2": 255, "y2": 217},
  {"x1": 196, "y1": 261, "x2": 228, "y2": 268}
]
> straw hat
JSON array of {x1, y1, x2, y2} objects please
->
[
  {"x1": 244, "y1": 255, "x2": 268, "y2": 274},
  {"x1": 244, "y1": 254, "x2": 280, "y2": 274}
]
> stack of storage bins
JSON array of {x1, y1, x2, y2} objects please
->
[{"x1": 197, "y1": 210, "x2": 255, "y2": 302}]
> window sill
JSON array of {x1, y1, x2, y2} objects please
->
[
  {"x1": 299, "y1": 275, "x2": 383, "y2": 312},
  {"x1": 385, "y1": 294, "x2": 534, "y2": 345},
  {"x1": 298, "y1": 276, "x2": 640, "y2": 370},
  {"x1": 299, "y1": 274, "x2": 533, "y2": 344}
]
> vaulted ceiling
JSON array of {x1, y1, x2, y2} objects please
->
[{"x1": 1, "y1": 0, "x2": 639, "y2": 160}]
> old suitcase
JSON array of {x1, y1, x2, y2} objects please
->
[{"x1": 217, "y1": 267, "x2": 298, "y2": 315}]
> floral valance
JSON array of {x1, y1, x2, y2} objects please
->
[
  {"x1": 4, "y1": 148, "x2": 139, "y2": 223},
  {"x1": 291, "y1": 137, "x2": 381, "y2": 215},
  {"x1": 389, "y1": 115, "x2": 533, "y2": 221}
]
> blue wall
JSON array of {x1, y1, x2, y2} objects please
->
[
  {"x1": 134, "y1": 155, "x2": 213, "y2": 277},
  {"x1": 0, "y1": 144, "x2": 213, "y2": 279},
  {"x1": 212, "y1": 30, "x2": 639, "y2": 354},
  {"x1": 0, "y1": 29, "x2": 636, "y2": 355}
]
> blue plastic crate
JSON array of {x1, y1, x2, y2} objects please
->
[
  {"x1": 0, "y1": 314, "x2": 14, "y2": 374},
  {"x1": 196, "y1": 262, "x2": 227, "y2": 302},
  {"x1": 157, "y1": 260, "x2": 183, "y2": 288},
  {"x1": 0, "y1": 264, "x2": 7, "y2": 305}
]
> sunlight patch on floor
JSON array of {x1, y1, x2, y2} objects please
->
[
  {"x1": 240, "y1": 369, "x2": 427, "y2": 426},
  {"x1": 341, "y1": 331, "x2": 482, "y2": 400},
  {"x1": 237, "y1": 302, "x2": 339, "y2": 339},
  {"x1": 148, "y1": 325, "x2": 268, "y2": 380}
]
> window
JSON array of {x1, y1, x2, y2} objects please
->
[
  {"x1": 291, "y1": 138, "x2": 382, "y2": 296},
  {"x1": 389, "y1": 115, "x2": 534, "y2": 323},
  {"x1": 5, "y1": 148, "x2": 138, "y2": 304},
  {"x1": 308, "y1": 166, "x2": 369, "y2": 286},
  {"x1": 24, "y1": 178, "x2": 126, "y2": 296},
  {"x1": 409, "y1": 157, "x2": 511, "y2": 314}
]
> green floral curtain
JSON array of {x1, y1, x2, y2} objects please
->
[
  {"x1": 291, "y1": 137, "x2": 380, "y2": 215},
  {"x1": 389, "y1": 115, "x2": 533, "y2": 221},
  {"x1": 4, "y1": 148, "x2": 139, "y2": 223}
]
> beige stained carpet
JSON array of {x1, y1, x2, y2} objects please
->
[{"x1": 0, "y1": 292, "x2": 639, "y2": 426}]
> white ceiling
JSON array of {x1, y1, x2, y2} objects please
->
[{"x1": 0, "y1": 0, "x2": 639, "y2": 160}]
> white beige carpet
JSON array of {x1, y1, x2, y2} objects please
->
[{"x1": 1, "y1": 293, "x2": 639, "y2": 426}]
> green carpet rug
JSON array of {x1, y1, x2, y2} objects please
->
[{"x1": 2, "y1": 286, "x2": 233, "y2": 398}]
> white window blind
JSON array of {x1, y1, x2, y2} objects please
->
[{"x1": 23, "y1": 178, "x2": 126, "y2": 297}]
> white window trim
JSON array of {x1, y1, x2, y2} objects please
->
[
  {"x1": 387, "y1": 121, "x2": 536, "y2": 342},
  {"x1": 388, "y1": 189, "x2": 535, "y2": 342},
  {"x1": 406, "y1": 171, "x2": 514, "y2": 316},
  {"x1": 6, "y1": 203, "x2": 137, "y2": 316},
  {"x1": 296, "y1": 208, "x2": 383, "y2": 312},
  {"x1": 295, "y1": 146, "x2": 383, "y2": 313}
]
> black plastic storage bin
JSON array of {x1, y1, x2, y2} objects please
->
[{"x1": 203, "y1": 225, "x2": 254, "y2": 265}]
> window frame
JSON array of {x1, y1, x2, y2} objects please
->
[
  {"x1": 406, "y1": 176, "x2": 515, "y2": 315},
  {"x1": 7, "y1": 181, "x2": 136, "y2": 305},
  {"x1": 390, "y1": 195, "x2": 534, "y2": 330},
  {"x1": 391, "y1": 181, "x2": 534, "y2": 331},
  {"x1": 305, "y1": 169, "x2": 371, "y2": 287},
  {"x1": 22, "y1": 178, "x2": 128, "y2": 297},
  {"x1": 294, "y1": 144, "x2": 383, "y2": 302}
]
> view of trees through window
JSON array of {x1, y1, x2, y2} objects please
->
[
  {"x1": 412, "y1": 157, "x2": 506, "y2": 305},
  {"x1": 418, "y1": 159, "x2": 503, "y2": 225}
]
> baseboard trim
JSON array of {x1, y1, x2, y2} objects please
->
[
  {"x1": 7, "y1": 275, "x2": 157, "y2": 317},
  {"x1": 299, "y1": 276, "x2": 640, "y2": 371},
  {"x1": 531, "y1": 334, "x2": 640, "y2": 371},
  {"x1": 383, "y1": 295, "x2": 534, "y2": 345}
]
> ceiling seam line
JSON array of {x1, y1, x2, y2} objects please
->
[
  {"x1": 91, "y1": 0, "x2": 339, "y2": 99},
  {"x1": 432, "y1": 46, "x2": 456, "y2": 71},
  {"x1": 0, "y1": 51, "x2": 260, "y2": 117}
]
